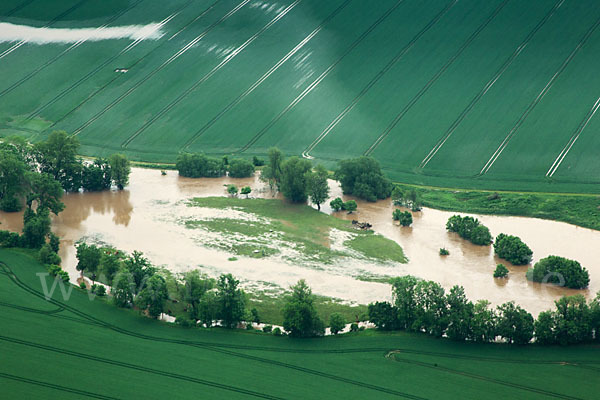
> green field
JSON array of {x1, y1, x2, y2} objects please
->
[
  {"x1": 1, "y1": 0, "x2": 600, "y2": 193},
  {"x1": 1, "y1": 249, "x2": 599, "y2": 399}
]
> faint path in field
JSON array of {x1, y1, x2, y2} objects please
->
[
  {"x1": 70, "y1": 0, "x2": 251, "y2": 137},
  {"x1": 417, "y1": 0, "x2": 565, "y2": 169},
  {"x1": 479, "y1": 11, "x2": 600, "y2": 175},
  {"x1": 180, "y1": 0, "x2": 354, "y2": 152},
  {"x1": 121, "y1": 0, "x2": 303, "y2": 148},
  {"x1": 236, "y1": 0, "x2": 408, "y2": 154}
]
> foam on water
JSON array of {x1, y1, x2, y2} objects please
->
[{"x1": 0, "y1": 22, "x2": 165, "y2": 44}]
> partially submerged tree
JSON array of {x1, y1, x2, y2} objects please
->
[
  {"x1": 108, "y1": 153, "x2": 131, "y2": 190},
  {"x1": 306, "y1": 164, "x2": 330, "y2": 210}
]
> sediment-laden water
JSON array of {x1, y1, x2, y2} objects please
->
[{"x1": 1, "y1": 168, "x2": 598, "y2": 314}]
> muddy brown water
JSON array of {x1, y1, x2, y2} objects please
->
[{"x1": 1, "y1": 168, "x2": 598, "y2": 315}]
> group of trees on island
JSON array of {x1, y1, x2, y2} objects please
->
[
  {"x1": 368, "y1": 275, "x2": 600, "y2": 345},
  {"x1": 446, "y1": 215, "x2": 493, "y2": 245}
]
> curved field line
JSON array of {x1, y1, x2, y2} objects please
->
[
  {"x1": 546, "y1": 95, "x2": 600, "y2": 177},
  {"x1": 181, "y1": 0, "x2": 354, "y2": 151},
  {"x1": 0, "y1": 263, "x2": 424, "y2": 399},
  {"x1": 388, "y1": 352, "x2": 584, "y2": 400},
  {"x1": 70, "y1": 0, "x2": 250, "y2": 136},
  {"x1": 418, "y1": 0, "x2": 566, "y2": 168},
  {"x1": 0, "y1": 372, "x2": 119, "y2": 400},
  {"x1": 0, "y1": 0, "x2": 146, "y2": 98},
  {"x1": 235, "y1": 0, "x2": 408, "y2": 154},
  {"x1": 479, "y1": 14, "x2": 600, "y2": 175},
  {"x1": 0, "y1": 299, "x2": 63, "y2": 314},
  {"x1": 121, "y1": 0, "x2": 302, "y2": 148},
  {"x1": 363, "y1": 0, "x2": 512, "y2": 157},
  {"x1": 26, "y1": 0, "x2": 201, "y2": 121},
  {"x1": 0, "y1": 0, "x2": 91, "y2": 60},
  {"x1": 0, "y1": 336, "x2": 285, "y2": 399}
]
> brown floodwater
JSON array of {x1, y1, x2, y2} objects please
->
[{"x1": 1, "y1": 168, "x2": 598, "y2": 315}]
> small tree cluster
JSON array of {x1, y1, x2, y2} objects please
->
[
  {"x1": 494, "y1": 264, "x2": 509, "y2": 278},
  {"x1": 176, "y1": 153, "x2": 227, "y2": 178},
  {"x1": 493, "y1": 233, "x2": 532, "y2": 265},
  {"x1": 330, "y1": 197, "x2": 357, "y2": 213},
  {"x1": 526, "y1": 255, "x2": 589, "y2": 289},
  {"x1": 446, "y1": 215, "x2": 492, "y2": 245},
  {"x1": 228, "y1": 159, "x2": 255, "y2": 178},
  {"x1": 391, "y1": 186, "x2": 422, "y2": 211},
  {"x1": 392, "y1": 209, "x2": 413, "y2": 226},
  {"x1": 335, "y1": 157, "x2": 392, "y2": 202}
]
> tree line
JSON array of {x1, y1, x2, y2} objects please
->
[{"x1": 368, "y1": 275, "x2": 600, "y2": 345}]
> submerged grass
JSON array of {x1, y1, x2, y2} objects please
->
[{"x1": 186, "y1": 197, "x2": 407, "y2": 264}]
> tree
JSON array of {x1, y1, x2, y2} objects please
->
[
  {"x1": 329, "y1": 312, "x2": 346, "y2": 335},
  {"x1": 25, "y1": 172, "x2": 64, "y2": 215},
  {"x1": 391, "y1": 276, "x2": 419, "y2": 330},
  {"x1": 22, "y1": 207, "x2": 51, "y2": 248},
  {"x1": 368, "y1": 301, "x2": 398, "y2": 330},
  {"x1": 494, "y1": 264, "x2": 509, "y2": 278},
  {"x1": 393, "y1": 210, "x2": 412, "y2": 226},
  {"x1": 496, "y1": 301, "x2": 534, "y2": 344},
  {"x1": 252, "y1": 156, "x2": 265, "y2": 166},
  {"x1": 412, "y1": 280, "x2": 448, "y2": 337},
  {"x1": 34, "y1": 130, "x2": 80, "y2": 190},
  {"x1": 135, "y1": 274, "x2": 169, "y2": 318},
  {"x1": 38, "y1": 243, "x2": 61, "y2": 265},
  {"x1": 240, "y1": 186, "x2": 252, "y2": 198},
  {"x1": 280, "y1": 157, "x2": 312, "y2": 203},
  {"x1": 75, "y1": 243, "x2": 102, "y2": 278},
  {"x1": 534, "y1": 310, "x2": 556, "y2": 345},
  {"x1": 180, "y1": 270, "x2": 215, "y2": 321},
  {"x1": 176, "y1": 153, "x2": 226, "y2": 178},
  {"x1": 48, "y1": 232, "x2": 60, "y2": 253},
  {"x1": 344, "y1": 200, "x2": 357, "y2": 214},
  {"x1": 527, "y1": 255, "x2": 589, "y2": 289},
  {"x1": 330, "y1": 197, "x2": 344, "y2": 212},
  {"x1": 470, "y1": 300, "x2": 497, "y2": 343},
  {"x1": 494, "y1": 233, "x2": 532, "y2": 265},
  {"x1": 282, "y1": 280, "x2": 324, "y2": 337},
  {"x1": 306, "y1": 164, "x2": 329, "y2": 210},
  {"x1": 251, "y1": 308, "x2": 260, "y2": 324},
  {"x1": 112, "y1": 269, "x2": 135, "y2": 307},
  {"x1": 260, "y1": 147, "x2": 284, "y2": 191},
  {"x1": 98, "y1": 249, "x2": 122, "y2": 284},
  {"x1": 82, "y1": 158, "x2": 112, "y2": 192},
  {"x1": 198, "y1": 291, "x2": 219, "y2": 327},
  {"x1": 227, "y1": 184, "x2": 238, "y2": 197},
  {"x1": 228, "y1": 159, "x2": 255, "y2": 178},
  {"x1": 123, "y1": 251, "x2": 156, "y2": 293},
  {"x1": 216, "y1": 273, "x2": 246, "y2": 328},
  {"x1": 0, "y1": 150, "x2": 29, "y2": 212},
  {"x1": 553, "y1": 295, "x2": 592, "y2": 345},
  {"x1": 590, "y1": 293, "x2": 600, "y2": 342},
  {"x1": 334, "y1": 157, "x2": 392, "y2": 201},
  {"x1": 445, "y1": 285, "x2": 474, "y2": 341},
  {"x1": 108, "y1": 154, "x2": 131, "y2": 190}
]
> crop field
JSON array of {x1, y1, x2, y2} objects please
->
[
  {"x1": 1, "y1": 249, "x2": 600, "y2": 399},
  {"x1": 1, "y1": 0, "x2": 600, "y2": 193}
]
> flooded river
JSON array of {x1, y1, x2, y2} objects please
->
[{"x1": 1, "y1": 168, "x2": 598, "y2": 315}]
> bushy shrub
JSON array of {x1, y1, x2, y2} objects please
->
[
  {"x1": 228, "y1": 159, "x2": 255, "y2": 178},
  {"x1": 176, "y1": 153, "x2": 226, "y2": 178},
  {"x1": 329, "y1": 312, "x2": 346, "y2": 335},
  {"x1": 262, "y1": 325, "x2": 272, "y2": 333},
  {"x1": 494, "y1": 264, "x2": 509, "y2": 278},
  {"x1": 350, "y1": 323, "x2": 359, "y2": 332},
  {"x1": 446, "y1": 215, "x2": 492, "y2": 245},
  {"x1": 494, "y1": 233, "x2": 532, "y2": 265},
  {"x1": 439, "y1": 248, "x2": 450, "y2": 256},
  {"x1": 39, "y1": 243, "x2": 61, "y2": 265},
  {"x1": 272, "y1": 327, "x2": 282, "y2": 336},
  {"x1": 330, "y1": 197, "x2": 344, "y2": 211},
  {"x1": 335, "y1": 157, "x2": 392, "y2": 201},
  {"x1": 0, "y1": 230, "x2": 22, "y2": 248},
  {"x1": 527, "y1": 256, "x2": 589, "y2": 289},
  {"x1": 393, "y1": 210, "x2": 412, "y2": 226},
  {"x1": 252, "y1": 156, "x2": 265, "y2": 167}
]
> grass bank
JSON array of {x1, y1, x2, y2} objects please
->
[{"x1": 396, "y1": 183, "x2": 600, "y2": 231}]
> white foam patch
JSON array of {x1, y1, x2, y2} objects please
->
[{"x1": 0, "y1": 22, "x2": 165, "y2": 44}]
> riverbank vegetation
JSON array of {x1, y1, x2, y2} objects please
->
[
  {"x1": 493, "y1": 234, "x2": 533, "y2": 265},
  {"x1": 368, "y1": 275, "x2": 600, "y2": 345},
  {"x1": 527, "y1": 256, "x2": 590, "y2": 289}
]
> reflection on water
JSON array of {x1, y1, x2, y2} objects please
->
[
  {"x1": 1, "y1": 168, "x2": 599, "y2": 315},
  {"x1": 0, "y1": 22, "x2": 165, "y2": 44}
]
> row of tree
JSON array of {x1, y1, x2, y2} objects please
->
[
  {"x1": 176, "y1": 153, "x2": 255, "y2": 179},
  {"x1": 369, "y1": 275, "x2": 600, "y2": 345}
]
